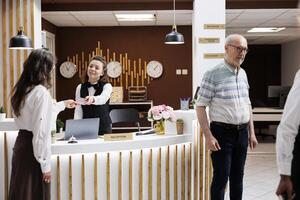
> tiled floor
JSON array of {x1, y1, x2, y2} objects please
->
[{"x1": 225, "y1": 143, "x2": 280, "y2": 200}]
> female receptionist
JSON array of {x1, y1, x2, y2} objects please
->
[{"x1": 74, "y1": 55, "x2": 112, "y2": 135}]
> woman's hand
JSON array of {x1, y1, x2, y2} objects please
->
[
  {"x1": 84, "y1": 96, "x2": 95, "y2": 105},
  {"x1": 64, "y1": 99, "x2": 77, "y2": 108},
  {"x1": 43, "y1": 171, "x2": 51, "y2": 184}
]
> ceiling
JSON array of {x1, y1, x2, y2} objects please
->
[{"x1": 41, "y1": 0, "x2": 300, "y2": 44}]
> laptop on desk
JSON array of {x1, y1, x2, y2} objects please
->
[{"x1": 63, "y1": 118, "x2": 100, "y2": 140}]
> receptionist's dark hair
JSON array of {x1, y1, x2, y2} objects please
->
[
  {"x1": 81, "y1": 55, "x2": 108, "y2": 83},
  {"x1": 11, "y1": 48, "x2": 55, "y2": 116}
]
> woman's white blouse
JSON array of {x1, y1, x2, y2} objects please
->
[
  {"x1": 74, "y1": 83, "x2": 112, "y2": 119},
  {"x1": 14, "y1": 85, "x2": 65, "y2": 173}
]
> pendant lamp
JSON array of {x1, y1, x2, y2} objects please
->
[
  {"x1": 165, "y1": 0, "x2": 184, "y2": 44},
  {"x1": 9, "y1": 26, "x2": 33, "y2": 49}
]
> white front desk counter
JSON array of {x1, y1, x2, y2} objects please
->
[{"x1": 1, "y1": 131, "x2": 195, "y2": 200}]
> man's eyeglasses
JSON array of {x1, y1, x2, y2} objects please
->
[{"x1": 228, "y1": 44, "x2": 249, "y2": 54}]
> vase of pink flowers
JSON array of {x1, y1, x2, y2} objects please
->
[{"x1": 148, "y1": 104, "x2": 175, "y2": 135}]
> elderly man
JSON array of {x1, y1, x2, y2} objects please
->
[{"x1": 196, "y1": 34, "x2": 258, "y2": 200}]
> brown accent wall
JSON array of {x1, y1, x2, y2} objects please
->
[
  {"x1": 42, "y1": 18, "x2": 57, "y2": 35},
  {"x1": 54, "y1": 26, "x2": 192, "y2": 120}
]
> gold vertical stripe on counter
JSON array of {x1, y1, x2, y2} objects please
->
[
  {"x1": 139, "y1": 150, "x2": 143, "y2": 200},
  {"x1": 181, "y1": 144, "x2": 186, "y2": 200},
  {"x1": 30, "y1": 0, "x2": 35, "y2": 48},
  {"x1": 148, "y1": 149, "x2": 153, "y2": 200},
  {"x1": 194, "y1": 125, "x2": 199, "y2": 200},
  {"x1": 199, "y1": 128, "x2": 204, "y2": 199},
  {"x1": 157, "y1": 147, "x2": 161, "y2": 200},
  {"x1": 4, "y1": 132, "x2": 8, "y2": 200},
  {"x1": 69, "y1": 156, "x2": 72, "y2": 200},
  {"x1": 118, "y1": 152, "x2": 122, "y2": 200},
  {"x1": 16, "y1": 0, "x2": 21, "y2": 78},
  {"x1": 174, "y1": 145, "x2": 178, "y2": 200},
  {"x1": 188, "y1": 143, "x2": 192, "y2": 200},
  {"x1": 107, "y1": 153, "x2": 110, "y2": 200},
  {"x1": 205, "y1": 148, "x2": 210, "y2": 200},
  {"x1": 57, "y1": 156, "x2": 61, "y2": 200},
  {"x1": 9, "y1": 0, "x2": 15, "y2": 97},
  {"x1": 82, "y1": 154, "x2": 85, "y2": 200},
  {"x1": 94, "y1": 154, "x2": 98, "y2": 200},
  {"x1": 129, "y1": 151, "x2": 133, "y2": 200},
  {"x1": 166, "y1": 146, "x2": 170, "y2": 200}
]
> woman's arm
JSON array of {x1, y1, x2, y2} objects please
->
[
  {"x1": 31, "y1": 88, "x2": 53, "y2": 173},
  {"x1": 92, "y1": 83, "x2": 113, "y2": 105},
  {"x1": 74, "y1": 84, "x2": 83, "y2": 119}
]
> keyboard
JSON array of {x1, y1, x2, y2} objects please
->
[{"x1": 135, "y1": 129, "x2": 156, "y2": 136}]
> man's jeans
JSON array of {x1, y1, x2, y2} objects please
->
[{"x1": 210, "y1": 122, "x2": 249, "y2": 200}]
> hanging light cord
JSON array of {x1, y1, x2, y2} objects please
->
[{"x1": 173, "y1": 0, "x2": 176, "y2": 28}]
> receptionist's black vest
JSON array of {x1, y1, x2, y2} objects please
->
[{"x1": 80, "y1": 81, "x2": 112, "y2": 135}]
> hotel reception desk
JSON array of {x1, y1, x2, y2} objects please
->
[{"x1": 0, "y1": 117, "x2": 211, "y2": 200}]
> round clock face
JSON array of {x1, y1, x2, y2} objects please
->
[
  {"x1": 107, "y1": 61, "x2": 122, "y2": 78},
  {"x1": 146, "y1": 60, "x2": 163, "y2": 78},
  {"x1": 59, "y1": 61, "x2": 77, "y2": 78}
]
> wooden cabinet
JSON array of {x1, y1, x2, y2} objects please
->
[{"x1": 109, "y1": 101, "x2": 153, "y2": 132}]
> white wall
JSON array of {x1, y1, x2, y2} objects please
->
[
  {"x1": 192, "y1": 0, "x2": 225, "y2": 94},
  {"x1": 282, "y1": 39, "x2": 300, "y2": 85}
]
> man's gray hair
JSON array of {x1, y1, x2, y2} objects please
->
[{"x1": 225, "y1": 34, "x2": 247, "y2": 45}]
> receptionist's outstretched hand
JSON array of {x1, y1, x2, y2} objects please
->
[
  {"x1": 84, "y1": 96, "x2": 95, "y2": 105},
  {"x1": 64, "y1": 99, "x2": 77, "y2": 109}
]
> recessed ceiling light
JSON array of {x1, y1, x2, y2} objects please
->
[
  {"x1": 247, "y1": 27, "x2": 286, "y2": 33},
  {"x1": 115, "y1": 14, "x2": 155, "y2": 21}
]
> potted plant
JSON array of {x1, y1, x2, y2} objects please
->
[
  {"x1": 0, "y1": 106, "x2": 6, "y2": 121},
  {"x1": 56, "y1": 119, "x2": 64, "y2": 133},
  {"x1": 176, "y1": 118, "x2": 184, "y2": 134}
]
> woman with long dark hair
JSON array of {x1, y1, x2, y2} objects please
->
[
  {"x1": 9, "y1": 48, "x2": 76, "y2": 200},
  {"x1": 74, "y1": 55, "x2": 112, "y2": 135}
]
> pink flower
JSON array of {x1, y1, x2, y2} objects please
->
[{"x1": 148, "y1": 104, "x2": 174, "y2": 122}]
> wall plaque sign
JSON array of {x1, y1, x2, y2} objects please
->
[
  {"x1": 203, "y1": 53, "x2": 225, "y2": 59},
  {"x1": 203, "y1": 24, "x2": 225, "y2": 29},
  {"x1": 199, "y1": 37, "x2": 220, "y2": 43}
]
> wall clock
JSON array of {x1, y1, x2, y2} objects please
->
[
  {"x1": 146, "y1": 60, "x2": 163, "y2": 78},
  {"x1": 107, "y1": 61, "x2": 122, "y2": 78},
  {"x1": 59, "y1": 61, "x2": 77, "y2": 78}
]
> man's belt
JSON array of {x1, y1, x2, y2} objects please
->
[{"x1": 211, "y1": 121, "x2": 248, "y2": 130}]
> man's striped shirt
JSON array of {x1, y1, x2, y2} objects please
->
[{"x1": 196, "y1": 61, "x2": 251, "y2": 125}]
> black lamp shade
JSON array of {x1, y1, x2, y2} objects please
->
[
  {"x1": 9, "y1": 29, "x2": 33, "y2": 49},
  {"x1": 165, "y1": 27, "x2": 184, "y2": 44}
]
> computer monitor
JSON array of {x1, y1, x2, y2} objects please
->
[{"x1": 267, "y1": 85, "x2": 291, "y2": 108}]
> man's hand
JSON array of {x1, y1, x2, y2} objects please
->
[
  {"x1": 206, "y1": 135, "x2": 221, "y2": 151},
  {"x1": 248, "y1": 131, "x2": 258, "y2": 150},
  {"x1": 64, "y1": 99, "x2": 76, "y2": 109},
  {"x1": 276, "y1": 175, "x2": 294, "y2": 200}
]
